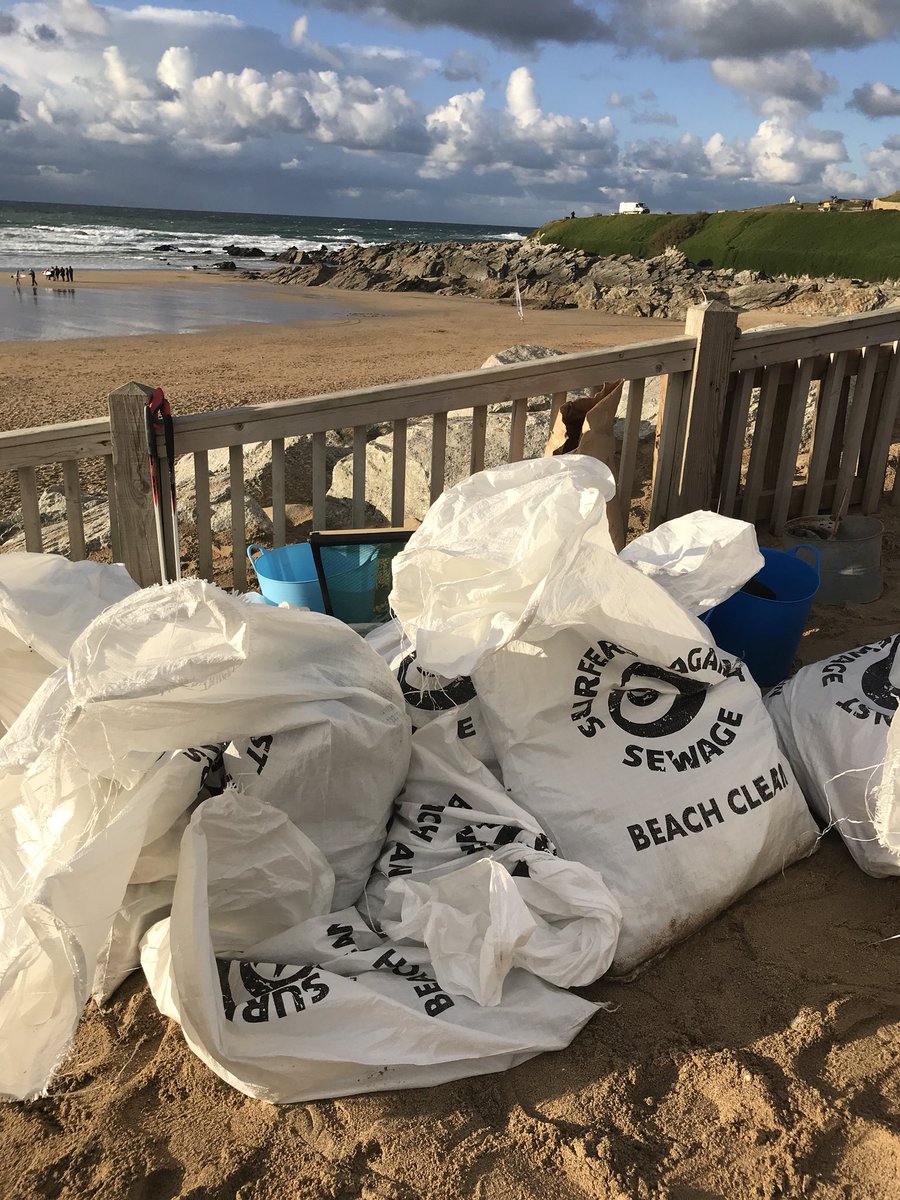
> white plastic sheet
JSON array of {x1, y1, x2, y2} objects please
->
[{"x1": 390, "y1": 457, "x2": 819, "y2": 975}]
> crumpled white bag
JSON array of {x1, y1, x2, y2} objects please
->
[
  {"x1": 363, "y1": 719, "x2": 621, "y2": 1004},
  {"x1": 767, "y1": 635, "x2": 900, "y2": 875},
  {"x1": 0, "y1": 579, "x2": 410, "y2": 1100},
  {"x1": 390, "y1": 457, "x2": 819, "y2": 976},
  {"x1": 0, "y1": 553, "x2": 136, "y2": 732},
  {"x1": 141, "y1": 786, "x2": 601, "y2": 1103},
  {"x1": 620, "y1": 511, "x2": 763, "y2": 616}
]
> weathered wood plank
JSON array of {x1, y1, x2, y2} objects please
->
[
  {"x1": 430, "y1": 412, "x2": 448, "y2": 504},
  {"x1": 107, "y1": 381, "x2": 161, "y2": 587},
  {"x1": 352, "y1": 425, "x2": 367, "y2": 528},
  {"x1": 229, "y1": 444, "x2": 247, "y2": 590},
  {"x1": 617, "y1": 377, "x2": 644, "y2": 509},
  {"x1": 0, "y1": 418, "x2": 111, "y2": 472},
  {"x1": 271, "y1": 438, "x2": 286, "y2": 548},
  {"x1": 862, "y1": 344, "x2": 900, "y2": 511},
  {"x1": 193, "y1": 450, "x2": 213, "y2": 580},
  {"x1": 17, "y1": 466, "x2": 42, "y2": 552},
  {"x1": 731, "y1": 309, "x2": 900, "y2": 371},
  {"x1": 508, "y1": 397, "x2": 528, "y2": 463},
  {"x1": 650, "y1": 369, "x2": 691, "y2": 527},
  {"x1": 62, "y1": 459, "x2": 86, "y2": 560},
  {"x1": 105, "y1": 455, "x2": 122, "y2": 564},
  {"x1": 312, "y1": 432, "x2": 327, "y2": 529},
  {"x1": 717, "y1": 369, "x2": 756, "y2": 518},
  {"x1": 391, "y1": 418, "x2": 408, "y2": 526},
  {"x1": 833, "y1": 343, "x2": 880, "y2": 517},
  {"x1": 770, "y1": 357, "x2": 815, "y2": 534},
  {"x1": 675, "y1": 303, "x2": 738, "y2": 515},
  {"x1": 470, "y1": 406, "x2": 488, "y2": 475},
  {"x1": 802, "y1": 351, "x2": 848, "y2": 516},
  {"x1": 740, "y1": 363, "x2": 782, "y2": 524}
]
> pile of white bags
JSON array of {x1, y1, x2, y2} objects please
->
[
  {"x1": 0, "y1": 576, "x2": 411, "y2": 1100},
  {"x1": 766, "y1": 636, "x2": 900, "y2": 875},
  {"x1": 391, "y1": 456, "x2": 820, "y2": 975}
]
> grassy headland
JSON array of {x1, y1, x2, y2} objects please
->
[{"x1": 536, "y1": 205, "x2": 900, "y2": 281}]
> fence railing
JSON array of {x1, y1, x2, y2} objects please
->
[{"x1": 1, "y1": 303, "x2": 898, "y2": 590}]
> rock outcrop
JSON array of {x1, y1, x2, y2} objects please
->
[{"x1": 262, "y1": 241, "x2": 900, "y2": 320}]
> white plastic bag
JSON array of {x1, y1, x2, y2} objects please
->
[
  {"x1": 620, "y1": 511, "x2": 763, "y2": 616},
  {"x1": 0, "y1": 553, "x2": 136, "y2": 731},
  {"x1": 363, "y1": 719, "x2": 621, "y2": 1003},
  {"x1": 141, "y1": 787, "x2": 601, "y2": 1103},
  {"x1": 766, "y1": 636, "x2": 900, "y2": 875},
  {"x1": 391, "y1": 457, "x2": 819, "y2": 975}
]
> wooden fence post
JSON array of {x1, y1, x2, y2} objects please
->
[
  {"x1": 673, "y1": 301, "x2": 738, "y2": 516},
  {"x1": 108, "y1": 381, "x2": 163, "y2": 587}
]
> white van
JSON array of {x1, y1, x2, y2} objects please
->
[{"x1": 618, "y1": 201, "x2": 650, "y2": 215}]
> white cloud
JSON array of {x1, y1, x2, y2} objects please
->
[{"x1": 711, "y1": 52, "x2": 838, "y2": 117}]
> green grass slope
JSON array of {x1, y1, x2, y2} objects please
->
[{"x1": 536, "y1": 207, "x2": 900, "y2": 281}]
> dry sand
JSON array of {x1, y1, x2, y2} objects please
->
[{"x1": 1, "y1": 272, "x2": 899, "y2": 1200}]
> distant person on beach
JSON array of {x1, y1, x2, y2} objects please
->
[
  {"x1": 68, "y1": 265, "x2": 74, "y2": 283},
  {"x1": 29, "y1": 269, "x2": 36, "y2": 286},
  {"x1": 14, "y1": 270, "x2": 20, "y2": 285}
]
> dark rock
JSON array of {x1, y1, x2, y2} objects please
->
[
  {"x1": 223, "y1": 244, "x2": 266, "y2": 258},
  {"x1": 214, "y1": 260, "x2": 236, "y2": 271},
  {"x1": 154, "y1": 243, "x2": 178, "y2": 252}
]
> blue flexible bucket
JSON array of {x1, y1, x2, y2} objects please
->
[
  {"x1": 247, "y1": 543, "x2": 325, "y2": 610},
  {"x1": 702, "y1": 546, "x2": 820, "y2": 689},
  {"x1": 247, "y1": 542, "x2": 379, "y2": 620}
]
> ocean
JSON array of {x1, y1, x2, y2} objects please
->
[{"x1": 0, "y1": 200, "x2": 530, "y2": 273}]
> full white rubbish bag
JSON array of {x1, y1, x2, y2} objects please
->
[
  {"x1": 362, "y1": 719, "x2": 621, "y2": 1003},
  {"x1": 0, "y1": 579, "x2": 410, "y2": 1099},
  {"x1": 390, "y1": 457, "x2": 819, "y2": 975},
  {"x1": 766, "y1": 635, "x2": 900, "y2": 875},
  {"x1": 0, "y1": 553, "x2": 136, "y2": 731},
  {"x1": 141, "y1": 787, "x2": 601, "y2": 1103},
  {"x1": 620, "y1": 511, "x2": 763, "y2": 616}
]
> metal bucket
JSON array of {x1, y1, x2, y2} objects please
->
[{"x1": 782, "y1": 514, "x2": 883, "y2": 605}]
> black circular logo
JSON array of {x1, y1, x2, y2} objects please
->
[
  {"x1": 239, "y1": 962, "x2": 310, "y2": 995},
  {"x1": 860, "y1": 638, "x2": 900, "y2": 714},
  {"x1": 607, "y1": 661, "x2": 708, "y2": 738},
  {"x1": 397, "y1": 652, "x2": 477, "y2": 712}
]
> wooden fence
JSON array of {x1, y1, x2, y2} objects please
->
[{"x1": 1, "y1": 303, "x2": 898, "y2": 589}]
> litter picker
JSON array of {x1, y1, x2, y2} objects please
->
[{"x1": 144, "y1": 388, "x2": 181, "y2": 581}]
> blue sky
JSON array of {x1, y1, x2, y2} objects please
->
[{"x1": 0, "y1": 0, "x2": 898, "y2": 225}]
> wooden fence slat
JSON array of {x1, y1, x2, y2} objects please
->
[
  {"x1": 107, "y1": 381, "x2": 161, "y2": 587},
  {"x1": 352, "y1": 425, "x2": 367, "y2": 528},
  {"x1": 834, "y1": 344, "x2": 880, "y2": 517},
  {"x1": 62, "y1": 459, "x2": 86, "y2": 560},
  {"x1": 391, "y1": 418, "x2": 408, "y2": 526},
  {"x1": 802, "y1": 351, "x2": 848, "y2": 516},
  {"x1": 550, "y1": 390, "x2": 567, "y2": 432},
  {"x1": 770, "y1": 357, "x2": 815, "y2": 534},
  {"x1": 862, "y1": 345, "x2": 900, "y2": 512},
  {"x1": 650, "y1": 369, "x2": 690, "y2": 527},
  {"x1": 312, "y1": 432, "x2": 327, "y2": 529},
  {"x1": 470, "y1": 406, "x2": 488, "y2": 475},
  {"x1": 676, "y1": 303, "x2": 738, "y2": 515},
  {"x1": 17, "y1": 466, "x2": 43, "y2": 552},
  {"x1": 193, "y1": 450, "x2": 213, "y2": 581},
  {"x1": 508, "y1": 398, "x2": 528, "y2": 463},
  {"x1": 271, "y1": 438, "x2": 286, "y2": 547},
  {"x1": 430, "y1": 412, "x2": 448, "y2": 504},
  {"x1": 717, "y1": 370, "x2": 756, "y2": 518},
  {"x1": 105, "y1": 455, "x2": 122, "y2": 564},
  {"x1": 229, "y1": 444, "x2": 247, "y2": 590},
  {"x1": 617, "y1": 378, "x2": 643, "y2": 511},
  {"x1": 740, "y1": 363, "x2": 782, "y2": 524}
]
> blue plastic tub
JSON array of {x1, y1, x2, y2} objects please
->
[
  {"x1": 247, "y1": 542, "x2": 378, "y2": 620},
  {"x1": 702, "y1": 546, "x2": 820, "y2": 688}
]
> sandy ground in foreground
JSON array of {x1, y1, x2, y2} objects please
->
[{"x1": 0, "y1": 274, "x2": 899, "y2": 1200}]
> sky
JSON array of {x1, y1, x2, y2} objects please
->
[{"x1": 0, "y1": 0, "x2": 899, "y2": 227}]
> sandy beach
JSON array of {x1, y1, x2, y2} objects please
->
[{"x1": 1, "y1": 271, "x2": 900, "y2": 1200}]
